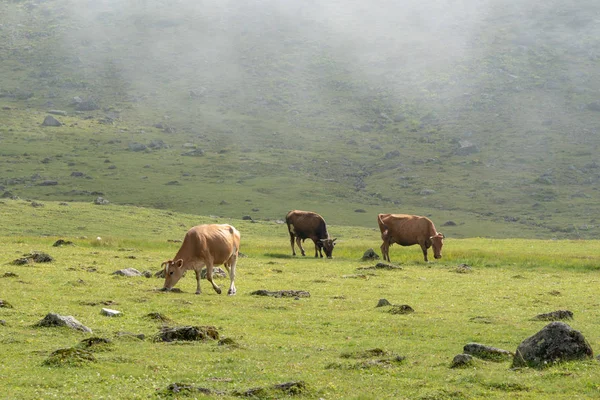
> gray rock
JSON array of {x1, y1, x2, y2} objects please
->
[
  {"x1": 463, "y1": 343, "x2": 512, "y2": 361},
  {"x1": 376, "y1": 298, "x2": 391, "y2": 307},
  {"x1": 112, "y1": 268, "x2": 142, "y2": 277},
  {"x1": 94, "y1": 197, "x2": 109, "y2": 205},
  {"x1": 35, "y1": 313, "x2": 92, "y2": 333},
  {"x1": 361, "y1": 248, "x2": 380, "y2": 261},
  {"x1": 512, "y1": 322, "x2": 593, "y2": 368},
  {"x1": 42, "y1": 115, "x2": 62, "y2": 126},
  {"x1": 451, "y1": 354, "x2": 473, "y2": 368},
  {"x1": 101, "y1": 308, "x2": 122, "y2": 317}
]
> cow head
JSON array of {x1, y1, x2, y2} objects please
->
[
  {"x1": 430, "y1": 233, "x2": 444, "y2": 259},
  {"x1": 161, "y1": 259, "x2": 185, "y2": 290},
  {"x1": 320, "y1": 238, "x2": 337, "y2": 258}
]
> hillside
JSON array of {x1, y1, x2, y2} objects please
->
[{"x1": 1, "y1": 0, "x2": 600, "y2": 238}]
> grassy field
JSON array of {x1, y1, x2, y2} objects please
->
[{"x1": 1, "y1": 200, "x2": 600, "y2": 399}]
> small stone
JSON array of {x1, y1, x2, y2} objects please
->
[
  {"x1": 101, "y1": 308, "x2": 122, "y2": 317},
  {"x1": 451, "y1": 354, "x2": 473, "y2": 368}
]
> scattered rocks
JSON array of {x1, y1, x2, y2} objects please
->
[
  {"x1": 101, "y1": 308, "x2": 121, "y2": 317},
  {"x1": 112, "y1": 268, "x2": 142, "y2": 277},
  {"x1": 463, "y1": 343, "x2": 512, "y2": 362},
  {"x1": 155, "y1": 326, "x2": 219, "y2": 342},
  {"x1": 35, "y1": 313, "x2": 92, "y2": 333},
  {"x1": 361, "y1": 248, "x2": 379, "y2": 261},
  {"x1": 512, "y1": 322, "x2": 593, "y2": 368},
  {"x1": 376, "y1": 298, "x2": 392, "y2": 307},
  {"x1": 42, "y1": 115, "x2": 62, "y2": 126},
  {"x1": 533, "y1": 310, "x2": 573, "y2": 321},
  {"x1": 451, "y1": 354, "x2": 474, "y2": 368},
  {"x1": 388, "y1": 305, "x2": 414, "y2": 314},
  {"x1": 251, "y1": 290, "x2": 310, "y2": 298}
]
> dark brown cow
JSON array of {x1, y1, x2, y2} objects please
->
[
  {"x1": 377, "y1": 213, "x2": 444, "y2": 262},
  {"x1": 286, "y1": 210, "x2": 337, "y2": 258},
  {"x1": 161, "y1": 224, "x2": 240, "y2": 295}
]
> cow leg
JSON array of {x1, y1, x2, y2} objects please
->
[
  {"x1": 380, "y1": 241, "x2": 390, "y2": 262},
  {"x1": 313, "y1": 240, "x2": 322, "y2": 258},
  {"x1": 205, "y1": 262, "x2": 222, "y2": 294},
  {"x1": 289, "y1": 233, "x2": 296, "y2": 256},
  {"x1": 420, "y1": 243, "x2": 429, "y2": 262},
  {"x1": 225, "y1": 256, "x2": 237, "y2": 296},
  {"x1": 296, "y1": 237, "x2": 306, "y2": 256},
  {"x1": 194, "y1": 269, "x2": 202, "y2": 295}
]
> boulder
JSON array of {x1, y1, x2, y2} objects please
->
[
  {"x1": 42, "y1": 115, "x2": 62, "y2": 126},
  {"x1": 463, "y1": 343, "x2": 512, "y2": 361},
  {"x1": 112, "y1": 268, "x2": 142, "y2": 277},
  {"x1": 512, "y1": 322, "x2": 593, "y2": 368},
  {"x1": 35, "y1": 313, "x2": 92, "y2": 333}
]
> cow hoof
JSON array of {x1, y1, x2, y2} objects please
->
[
  {"x1": 215, "y1": 288, "x2": 222, "y2": 295},
  {"x1": 195, "y1": 291, "x2": 201, "y2": 295},
  {"x1": 228, "y1": 289, "x2": 236, "y2": 296}
]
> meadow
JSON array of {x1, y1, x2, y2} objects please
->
[{"x1": 1, "y1": 200, "x2": 600, "y2": 399}]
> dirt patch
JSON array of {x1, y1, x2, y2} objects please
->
[
  {"x1": 234, "y1": 381, "x2": 307, "y2": 397},
  {"x1": 43, "y1": 348, "x2": 96, "y2": 367},
  {"x1": 53, "y1": 239, "x2": 74, "y2": 247},
  {"x1": 12, "y1": 252, "x2": 54, "y2": 264},
  {"x1": 533, "y1": 310, "x2": 573, "y2": 321},
  {"x1": 78, "y1": 337, "x2": 113, "y2": 352},
  {"x1": 388, "y1": 305, "x2": 414, "y2": 315},
  {"x1": 80, "y1": 300, "x2": 116, "y2": 306},
  {"x1": 1, "y1": 272, "x2": 18, "y2": 278},
  {"x1": 358, "y1": 262, "x2": 403, "y2": 270},
  {"x1": 155, "y1": 326, "x2": 219, "y2": 342},
  {"x1": 145, "y1": 312, "x2": 171, "y2": 323},
  {"x1": 0, "y1": 300, "x2": 13, "y2": 309},
  {"x1": 164, "y1": 383, "x2": 220, "y2": 396},
  {"x1": 328, "y1": 348, "x2": 405, "y2": 370},
  {"x1": 251, "y1": 290, "x2": 310, "y2": 298}
]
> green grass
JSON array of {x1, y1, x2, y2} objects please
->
[{"x1": 1, "y1": 201, "x2": 600, "y2": 399}]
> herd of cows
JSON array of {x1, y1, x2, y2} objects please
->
[{"x1": 160, "y1": 210, "x2": 445, "y2": 295}]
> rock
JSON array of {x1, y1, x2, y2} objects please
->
[
  {"x1": 155, "y1": 326, "x2": 219, "y2": 342},
  {"x1": 38, "y1": 180, "x2": 58, "y2": 186},
  {"x1": 31, "y1": 201, "x2": 44, "y2": 207},
  {"x1": 463, "y1": 343, "x2": 512, "y2": 361},
  {"x1": 454, "y1": 264, "x2": 472, "y2": 273},
  {"x1": 388, "y1": 305, "x2": 414, "y2": 314},
  {"x1": 112, "y1": 268, "x2": 142, "y2": 277},
  {"x1": 35, "y1": 313, "x2": 92, "y2": 333},
  {"x1": 42, "y1": 115, "x2": 62, "y2": 126},
  {"x1": 0, "y1": 300, "x2": 13, "y2": 308},
  {"x1": 53, "y1": 239, "x2": 74, "y2": 247},
  {"x1": 533, "y1": 310, "x2": 573, "y2": 321},
  {"x1": 454, "y1": 140, "x2": 479, "y2": 155},
  {"x1": 101, "y1": 308, "x2": 122, "y2": 317},
  {"x1": 376, "y1": 298, "x2": 391, "y2": 307},
  {"x1": 354, "y1": 209, "x2": 367, "y2": 213},
  {"x1": 75, "y1": 99, "x2": 99, "y2": 111},
  {"x1": 442, "y1": 220, "x2": 457, "y2": 226},
  {"x1": 181, "y1": 149, "x2": 204, "y2": 157},
  {"x1": 70, "y1": 172, "x2": 85, "y2": 177},
  {"x1": 94, "y1": 196, "x2": 109, "y2": 205},
  {"x1": 512, "y1": 322, "x2": 593, "y2": 368},
  {"x1": 361, "y1": 248, "x2": 380, "y2": 261},
  {"x1": 242, "y1": 215, "x2": 253, "y2": 221},
  {"x1": 128, "y1": 142, "x2": 147, "y2": 152},
  {"x1": 451, "y1": 354, "x2": 474, "y2": 368}
]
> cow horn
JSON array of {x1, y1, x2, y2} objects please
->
[{"x1": 332, "y1": 238, "x2": 337, "y2": 242}]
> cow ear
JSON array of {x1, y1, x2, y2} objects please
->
[
  {"x1": 175, "y1": 259, "x2": 184, "y2": 268},
  {"x1": 332, "y1": 238, "x2": 337, "y2": 242}
]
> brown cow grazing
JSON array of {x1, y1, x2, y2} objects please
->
[
  {"x1": 161, "y1": 224, "x2": 240, "y2": 295},
  {"x1": 285, "y1": 210, "x2": 337, "y2": 258},
  {"x1": 377, "y1": 213, "x2": 444, "y2": 262}
]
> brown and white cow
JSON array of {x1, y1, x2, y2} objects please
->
[
  {"x1": 377, "y1": 213, "x2": 444, "y2": 262},
  {"x1": 161, "y1": 224, "x2": 240, "y2": 295},
  {"x1": 285, "y1": 210, "x2": 337, "y2": 258}
]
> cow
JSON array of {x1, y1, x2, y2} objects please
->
[
  {"x1": 377, "y1": 213, "x2": 444, "y2": 262},
  {"x1": 161, "y1": 224, "x2": 240, "y2": 295},
  {"x1": 285, "y1": 210, "x2": 337, "y2": 258}
]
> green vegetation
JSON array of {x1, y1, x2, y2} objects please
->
[
  {"x1": 1, "y1": 0, "x2": 599, "y2": 238},
  {"x1": 1, "y1": 201, "x2": 600, "y2": 399}
]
